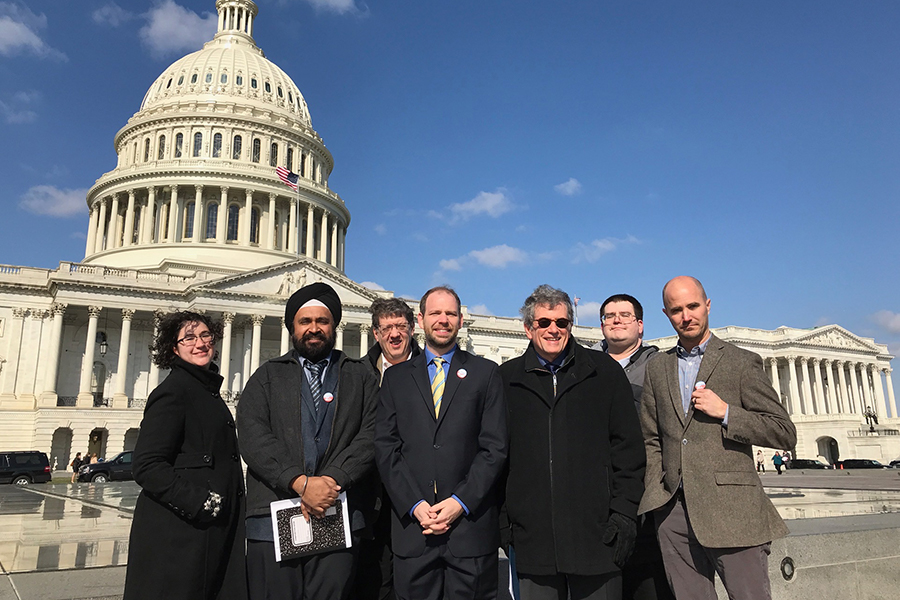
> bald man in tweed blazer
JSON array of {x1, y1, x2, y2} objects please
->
[{"x1": 639, "y1": 277, "x2": 796, "y2": 600}]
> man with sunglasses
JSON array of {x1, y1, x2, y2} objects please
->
[
  {"x1": 356, "y1": 298, "x2": 422, "y2": 600},
  {"x1": 593, "y1": 295, "x2": 672, "y2": 600},
  {"x1": 499, "y1": 285, "x2": 645, "y2": 600}
]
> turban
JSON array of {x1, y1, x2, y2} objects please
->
[{"x1": 284, "y1": 282, "x2": 342, "y2": 332}]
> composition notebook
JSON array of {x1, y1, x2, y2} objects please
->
[{"x1": 269, "y1": 491, "x2": 352, "y2": 561}]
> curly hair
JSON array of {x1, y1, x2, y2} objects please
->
[
  {"x1": 370, "y1": 297, "x2": 415, "y2": 330},
  {"x1": 150, "y1": 311, "x2": 223, "y2": 369}
]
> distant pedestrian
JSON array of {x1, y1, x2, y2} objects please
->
[
  {"x1": 70, "y1": 452, "x2": 83, "y2": 483},
  {"x1": 772, "y1": 452, "x2": 784, "y2": 475},
  {"x1": 756, "y1": 450, "x2": 765, "y2": 473},
  {"x1": 783, "y1": 450, "x2": 792, "y2": 470}
]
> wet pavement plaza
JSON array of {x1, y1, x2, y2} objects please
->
[{"x1": 0, "y1": 470, "x2": 898, "y2": 599}]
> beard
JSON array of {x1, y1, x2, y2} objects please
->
[{"x1": 292, "y1": 329, "x2": 336, "y2": 363}]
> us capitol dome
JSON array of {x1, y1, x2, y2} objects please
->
[{"x1": 84, "y1": 0, "x2": 348, "y2": 275}]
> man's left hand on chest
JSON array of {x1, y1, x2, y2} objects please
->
[{"x1": 691, "y1": 388, "x2": 728, "y2": 420}]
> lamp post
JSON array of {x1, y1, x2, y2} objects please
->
[{"x1": 864, "y1": 406, "x2": 878, "y2": 433}]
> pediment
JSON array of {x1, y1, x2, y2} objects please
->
[
  {"x1": 793, "y1": 326, "x2": 878, "y2": 353},
  {"x1": 191, "y1": 259, "x2": 385, "y2": 307}
]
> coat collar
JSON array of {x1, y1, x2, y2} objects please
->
[
  {"x1": 170, "y1": 356, "x2": 223, "y2": 392},
  {"x1": 509, "y1": 341, "x2": 598, "y2": 407},
  {"x1": 663, "y1": 333, "x2": 725, "y2": 427}
]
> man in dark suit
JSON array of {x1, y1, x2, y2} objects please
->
[
  {"x1": 375, "y1": 286, "x2": 507, "y2": 600},
  {"x1": 640, "y1": 276, "x2": 796, "y2": 600}
]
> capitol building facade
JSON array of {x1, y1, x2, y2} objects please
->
[{"x1": 0, "y1": 0, "x2": 896, "y2": 472}]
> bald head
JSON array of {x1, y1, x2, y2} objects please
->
[
  {"x1": 662, "y1": 276, "x2": 711, "y2": 350},
  {"x1": 662, "y1": 276, "x2": 707, "y2": 307}
]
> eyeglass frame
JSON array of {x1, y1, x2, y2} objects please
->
[
  {"x1": 177, "y1": 331, "x2": 217, "y2": 346},
  {"x1": 376, "y1": 322, "x2": 412, "y2": 334},
  {"x1": 600, "y1": 312, "x2": 637, "y2": 324},
  {"x1": 532, "y1": 317, "x2": 572, "y2": 330}
]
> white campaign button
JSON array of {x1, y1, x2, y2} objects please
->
[
  {"x1": 694, "y1": 381, "x2": 706, "y2": 390},
  {"x1": 456, "y1": 369, "x2": 467, "y2": 379},
  {"x1": 323, "y1": 392, "x2": 334, "y2": 403}
]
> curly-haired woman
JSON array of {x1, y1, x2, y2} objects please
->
[{"x1": 123, "y1": 311, "x2": 247, "y2": 600}]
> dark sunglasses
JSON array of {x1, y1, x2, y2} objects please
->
[{"x1": 533, "y1": 318, "x2": 571, "y2": 329}]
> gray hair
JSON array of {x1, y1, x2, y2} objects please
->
[
  {"x1": 369, "y1": 297, "x2": 415, "y2": 330},
  {"x1": 520, "y1": 284, "x2": 574, "y2": 326}
]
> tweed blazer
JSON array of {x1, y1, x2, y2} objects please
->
[{"x1": 638, "y1": 334, "x2": 796, "y2": 548}]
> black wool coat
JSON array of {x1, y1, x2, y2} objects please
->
[
  {"x1": 498, "y1": 342, "x2": 646, "y2": 577},
  {"x1": 123, "y1": 357, "x2": 247, "y2": 600}
]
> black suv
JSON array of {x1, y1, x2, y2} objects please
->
[
  {"x1": 789, "y1": 459, "x2": 831, "y2": 470},
  {"x1": 0, "y1": 451, "x2": 52, "y2": 485},
  {"x1": 78, "y1": 451, "x2": 134, "y2": 483},
  {"x1": 835, "y1": 459, "x2": 887, "y2": 469}
]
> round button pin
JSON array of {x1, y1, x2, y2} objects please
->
[
  {"x1": 323, "y1": 392, "x2": 334, "y2": 403},
  {"x1": 694, "y1": 381, "x2": 706, "y2": 390},
  {"x1": 457, "y1": 369, "x2": 467, "y2": 379}
]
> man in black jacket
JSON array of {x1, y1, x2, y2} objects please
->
[
  {"x1": 237, "y1": 282, "x2": 379, "y2": 600},
  {"x1": 499, "y1": 284, "x2": 646, "y2": 600}
]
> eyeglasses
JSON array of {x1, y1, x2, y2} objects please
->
[
  {"x1": 600, "y1": 312, "x2": 636, "y2": 324},
  {"x1": 177, "y1": 331, "x2": 216, "y2": 346},
  {"x1": 533, "y1": 318, "x2": 571, "y2": 329},
  {"x1": 377, "y1": 322, "x2": 410, "y2": 333}
]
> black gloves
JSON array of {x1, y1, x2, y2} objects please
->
[{"x1": 602, "y1": 512, "x2": 637, "y2": 568}]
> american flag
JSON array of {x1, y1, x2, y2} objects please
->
[{"x1": 275, "y1": 166, "x2": 299, "y2": 191}]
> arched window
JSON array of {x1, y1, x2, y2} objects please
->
[
  {"x1": 205, "y1": 72, "x2": 213, "y2": 83},
  {"x1": 143, "y1": 138, "x2": 150, "y2": 162},
  {"x1": 157, "y1": 135, "x2": 166, "y2": 160},
  {"x1": 251, "y1": 78, "x2": 257, "y2": 89},
  {"x1": 251, "y1": 139, "x2": 260, "y2": 163},
  {"x1": 206, "y1": 203, "x2": 218, "y2": 239},
  {"x1": 174, "y1": 133, "x2": 183, "y2": 158},
  {"x1": 226, "y1": 205, "x2": 240, "y2": 241},
  {"x1": 213, "y1": 133, "x2": 222, "y2": 158},
  {"x1": 193, "y1": 132, "x2": 202, "y2": 157},
  {"x1": 133, "y1": 206, "x2": 142, "y2": 243},
  {"x1": 288, "y1": 91, "x2": 293, "y2": 104},
  {"x1": 299, "y1": 152, "x2": 305, "y2": 177},
  {"x1": 190, "y1": 73, "x2": 198, "y2": 84},
  {"x1": 236, "y1": 75, "x2": 243, "y2": 86},
  {"x1": 184, "y1": 202, "x2": 195, "y2": 238},
  {"x1": 132, "y1": 142, "x2": 137, "y2": 165},
  {"x1": 277, "y1": 86, "x2": 283, "y2": 98},
  {"x1": 269, "y1": 142, "x2": 278, "y2": 167},
  {"x1": 220, "y1": 73, "x2": 228, "y2": 84},
  {"x1": 177, "y1": 75, "x2": 184, "y2": 85},
  {"x1": 250, "y1": 207, "x2": 260, "y2": 244},
  {"x1": 232, "y1": 135, "x2": 242, "y2": 159},
  {"x1": 166, "y1": 78, "x2": 172, "y2": 89},
  {"x1": 274, "y1": 210, "x2": 282, "y2": 250},
  {"x1": 264, "y1": 81, "x2": 271, "y2": 93},
  {"x1": 287, "y1": 147, "x2": 293, "y2": 170}
]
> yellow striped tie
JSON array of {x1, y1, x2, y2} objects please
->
[{"x1": 431, "y1": 357, "x2": 446, "y2": 418}]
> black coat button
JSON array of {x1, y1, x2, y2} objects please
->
[
  {"x1": 237, "y1": 488, "x2": 244, "y2": 497},
  {"x1": 433, "y1": 444, "x2": 440, "y2": 449},
  {"x1": 232, "y1": 454, "x2": 239, "y2": 461},
  {"x1": 203, "y1": 454, "x2": 211, "y2": 463},
  {"x1": 227, "y1": 420, "x2": 235, "y2": 428}
]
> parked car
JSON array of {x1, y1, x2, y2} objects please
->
[
  {"x1": 789, "y1": 458, "x2": 831, "y2": 470},
  {"x1": 77, "y1": 451, "x2": 134, "y2": 483},
  {"x1": 834, "y1": 459, "x2": 888, "y2": 469},
  {"x1": 0, "y1": 451, "x2": 52, "y2": 485},
  {"x1": 890, "y1": 460, "x2": 900, "y2": 469}
]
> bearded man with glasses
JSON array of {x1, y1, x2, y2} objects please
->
[{"x1": 498, "y1": 285, "x2": 645, "y2": 600}]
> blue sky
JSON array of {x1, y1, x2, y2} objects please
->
[{"x1": 1, "y1": 1, "x2": 898, "y2": 401}]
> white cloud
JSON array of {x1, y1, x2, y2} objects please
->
[
  {"x1": 572, "y1": 235, "x2": 639, "y2": 263},
  {"x1": 19, "y1": 185, "x2": 88, "y2": 217},
  {"x1": 0, "y1": 3, "x2": 66, "y2": 60},
  {"x1": 92, "y1": 3, "x2": 134, "y2": 27},
  {"x1": 872, "y1": 310, "x2": 900, "y2": 335},
  {"x1": 447, "y1": 189, "x2": 514, "y2": 223},
  {"x1": 359, "y1": 281, "x2": 385, "y2": 291},
  {"x1": 439, "y1": 258, "x2": 462, "y2": 272},
  {"x1": 469, "y1": 304, "x2": 493, "y2": 316},
  {"x1": 554, "y1": 177, "x2": 582, "y2": 196},
  {"x1": 469, "y1": 244, "x2": 528, "y2": 268},
  {"x1": 576, "y1": 301, "x2": 603, "y2": 326},
  {"x1": 305, "y1": 0, "x2": 366, "y2": 16},
  {"x1": 373, "y1": 223, "x2": 386, "y2": 235},
  {"x1": 0, "y1": 98, "x2": 36, "y2": 123},
  {"x1": 139, "y1": 0, "x2": 217, "y2": 59},
  {"x1": 813, "y1": 316, "x2": 831, "y2": 327}
]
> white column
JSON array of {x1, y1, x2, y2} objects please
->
[
  {"x1": 288, "y1": 198, "x2": 298, "y2": 254},
  {"x1": 319, "y1": 210, "x2": 328, "y2": 260},
  {"x1": 193, "y1": 185, "x2": 203, "y2": 243},
  {"x1": 250, "y1": 314, "x2": 264, "y2": 374},
  {"x1": 85, "y1": 203, "x2": 99, "y2": 256},
  {"x1": 767, "y1": 357, "x2": 782, "y2": 401},
  {"x1": 112, "y1": 309, "x2": 135, "y2": 408},
  {"x1": 95, "y1": 198, "x2": 108, "y2": 253},
  {"x1": 800, "y1": 357, "x2": 815, "y2": 414},
  {"x1": 77, "y1": 306, "x2": 102, "y2": 407},
  {"x1": 166, "y1": 185, "x2": 178, "y2": 242},
  {"x1": 886, "y1": 369, "x2": 896, "y2": 419},
  {"x1": 147, "y1": 310, "x2": 163, "y2": 392},
  {"x1": 109, "y1": 194, "x2": 121, "y2": 249},
  {"x1": 848, "y1": 363, "x2": 862, "y2": 417},
  {"x1": 241, "y1": 320, "x2": 252, "y2": 390},
  {"x1": 871, "y1": 365, "x2": 888, "y2": 419},
  {"x1": 335, "y1": 323, "x2": 345, "y2": 351},
  {"x1": 267, "y1": 193, "x2": 277, "y2": 250},
  {"x1": 280, "y1": 318, "x2": 290, "y2": 355},
  {"x1": 306, "y1": 204, "x2": 315, "y2": 257},
  {"x1": 786, "y1": 355, "x2": 802, "y2": 415},
  {"x1": 812, "y1": 358, "x2": 828, "y2": 414},
  {"x1": 824, "y1": 359, "x2": 841, "y2": 413},
  {"x1": 0, "y1": 308, "x2": 26, "y2": 400},
  {"x1": 40, "y1": 303, "x2": 67, "y2": 404},
  {"x1": 837, "y1": 361, "x2": 851, "y2": 413},
  {"x1": 220, "y1": 312, "x2": 234, "y2": 395},
  {"x1": 142, "y1": 187, "x2": 156, "y2": 244},
  {"x1": 241, "y1": 189, "x2": 253, "y2": 245},
  {"x1": 330, "y1": 219, "x2": 338, "y2": 267},
  {"x1": 217, "y1": 187, "x2": 228, "y2": 243},
  {"x1": 124, "y1": 191, "x2": 136, "y2": 247},
  {"x1": 338, "y1": 225, "x2": 345, "y2": 271},
  {"x1": 359, "y1": 324, "x2": 370, "y2": 356}
]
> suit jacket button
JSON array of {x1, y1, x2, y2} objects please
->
[
  {"x1": 232, "y1": 454, "x2": 239, "y2": 461},
  {"x1": 433, "y1": 444, "x2": 440, "y2": 449},
  {"x1": 227, "y1": 420, "x2": 235, "y2": 428},
  {"x1": 682, "y1": 439, "x2": 688, "y2": 445},
  {"x1": 203, "y1": 454, "x2": 211, "y2": 463},
  {"x1": 237, "y1": 488, "x2": 244, "y2": 497}
]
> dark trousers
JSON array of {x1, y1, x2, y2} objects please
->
[
  {"x1": 247, "y1": 539, "x2": 358, "y2": 600},
  {"x1": 622, "y1": 515, "x2": 675, "y2": 600},
  {"x1": 518, "y1": 572, "x2": 621, "y2": 600},
  {"x1": 354, "y1": 503, "x2": 395, "y2": 600},
  {"x1": 394, "y1": 541, "x2": 497, "y2": 600},
  {"x1": 654, "y1": 494, "x2": 772, "y2": 600}
]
